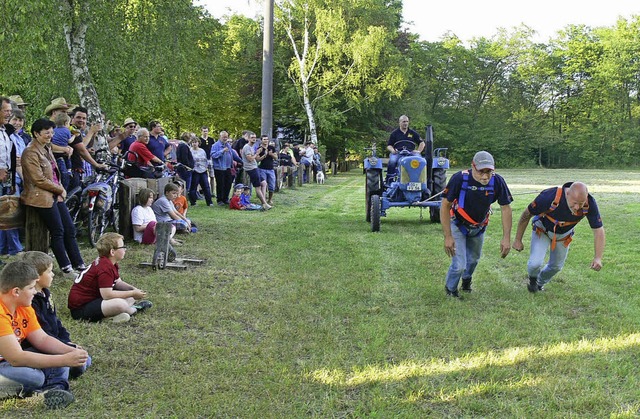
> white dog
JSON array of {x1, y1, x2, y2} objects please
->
[{"x1": 316, "y1": 171, "x2": 325, "y2": 184}]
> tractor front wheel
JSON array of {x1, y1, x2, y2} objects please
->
[{"x1": 371, "y1": 194, "x2": 381, "y2": 232}]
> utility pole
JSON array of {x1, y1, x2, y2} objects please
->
[{"x1": 260, "y1": 0, "x2": 274, "y2": 139}]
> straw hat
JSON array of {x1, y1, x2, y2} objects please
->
[
  {"x1": 123, "y1": 117, "x2": 137, "y2": 127},
  {"x1": 44, "y1": 97, "x2": 70, "y2": 116},
  {"x1": 8, "y1": 95, "x2": 29, "y2": 107}
]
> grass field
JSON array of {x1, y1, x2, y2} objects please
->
[{"x1": 3, "y1": 168, "x2": 640, "y2": 417}]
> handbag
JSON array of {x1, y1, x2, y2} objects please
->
[
  {"x1": 0, "y1": 195, "x2": 25, "y2": 230},
  {"x1": 0, "y1": 142, "x2": 24, "y2": 230}
]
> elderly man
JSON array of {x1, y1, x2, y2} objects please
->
[
  {"x1": 210, "y1": 130, "x2": 241, "y2": 205},
  {"x1": 513, "y1": 182, "x2": 605, "y2": 293},
  {"x1": 440, "y1": 151, "x2": 513, "y2": 298},
  {"x1": 385, "y1": 115, "x2": 425, "y2": 184},
  {"x1": 126, "y1": 128, "x2": 164, "y2": 178}
]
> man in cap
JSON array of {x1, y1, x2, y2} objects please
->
[
  {"x1": 440, "y1": 151, "x2": 513, "y2": 298},
  {"x1": 111, "y1": 117, "x2": 137, "y2": 154},
  {"x1": 8, "y1": 95, "x2": 29, "y2": 112},
  {"x1": 512, "y1": 182, "x2": 605, "y2": 293}
]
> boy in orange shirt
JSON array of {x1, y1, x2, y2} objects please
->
[
  {"x1": 171, "y1": 182, "x2": 189, "y2": 217},
  {"x1": 0, "y1": 261, "x2": 88, "y2": 409}
]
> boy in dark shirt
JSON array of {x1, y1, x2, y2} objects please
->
[{"x1": 22, "y1": 251, "x2": 91, "y2": 378}]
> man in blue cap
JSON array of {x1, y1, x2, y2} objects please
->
[{"x1": 440, "y1": 151, "x2": 514, "y2": 298}]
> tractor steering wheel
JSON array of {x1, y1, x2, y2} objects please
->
[{"x1": 394, "y1": 139, "x2": 417, "y2": 153}]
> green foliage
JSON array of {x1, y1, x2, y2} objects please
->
[
  {"x1": 2, "y1": 169, "x2": 639, "y2": 416},
  {"x1": 2, "y1": 1, "x2": 640, "y2": 165}
]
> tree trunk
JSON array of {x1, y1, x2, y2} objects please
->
[{"x1": 60, "y1": 0, "x2": 107, "y2": 152}]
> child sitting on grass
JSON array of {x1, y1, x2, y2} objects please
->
[
  {"x1": 229, "y1": 184, "x2": 263, "y2": 210},
  {"x1": 0, "y1": 261, "x2": 88, "y2": 409},
  {"x1": 67, "y1": 232, "x2": 152, "y2": 323},
  {"x1": 131, "y1": 188, "x2": 181, "y2": 246},
  {"x1": 152, "y1": 183, "x2": 193, "y2": 234},
  {"x1": 22, "y1": 251, "x2": 91, "y2": 379}
]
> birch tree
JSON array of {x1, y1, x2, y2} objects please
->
[{"x1": 277, "y1": 0, "x2": 404, "y2": 144}]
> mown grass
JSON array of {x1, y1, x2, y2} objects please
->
[{"x1": 2, "y1": 168, "x2": 640, "y2": 417}]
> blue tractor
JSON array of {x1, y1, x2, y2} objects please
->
[{"x1": 364, "y1": 125, "x2": 449, "y2": 232}]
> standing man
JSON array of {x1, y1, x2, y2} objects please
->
[
  {"x1": 114, "y1": 118, "x2": 137, "y2": 154},
  {"x1": 199, "y1": 126, "x2": 216, "y2": 193},
  {"x1": 513, "y1": 182, "x2": 605, "y2": 292},
  {"x1": 68, "y1": 106, "x2": 107, "y2": 190},
  {"x1": 147, "y1": 121, "x2": 170, "y2": 162},
  {"x1": 440, "y1": 151, "x2": 513, "y2": 298},
  {"x1": 211, "y1": 131, "x2": 240, "y2": 205},
  {"x1": 386, "y1": 115, "x2": 425, "y2": 184},
  {"x1": 9, "y1": 95, "x2": 29, "y2": 113},
  {"x1": 241, "y1": 132, "x2": 271, "y2": 210},
  {"x1": 0, "y1": 97, "x2": 22, "y2": 258},
  {"x1": 233, "y1": 130, "x2": 250, "y2": 185},
  {"x1": 256, "y1": 135, "x2": 277, "y2": 206}
]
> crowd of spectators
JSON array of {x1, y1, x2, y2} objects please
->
[{"x1": 0, "y1": 94, "x2": 328, "y2": 269}]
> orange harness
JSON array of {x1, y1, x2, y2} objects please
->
[
  {"x1": 450, "y1": 170, "x2": 494, "y2": 235},
  {"x1": 533, "y1": 186, "x2": 587, "y2": 250}
]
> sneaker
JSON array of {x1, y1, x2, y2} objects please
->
[
  {"x1": 445, "y1": 286, "x2": 462, "y2": 299},
  {"x1": 74, "y1": 264, "x2": 87, "y2": 271},
  {"x1": 263, "y1": 203, "x2": 272, "y2": 210},
  {"x1": 43, "y1": 389, "x2": 75, "y2": 409},
  {"x1": 527, "y1": 276, "x2": 539, "y2": 293},
  {"x1": 111, "y1": 312, "x2": 131, "y2": 323},
  {"x1": 461, "y1": 278, "x2": 472, "y2": 293},
  {"x1": 133, "y1": 300, "x2": 153, "y2": 313},
  {"x1": 62, "y1": 269, "x2": 79, "y2": 280},
  {"x1": 537, "y1": 285, "x2": 545, "y2": 292}
]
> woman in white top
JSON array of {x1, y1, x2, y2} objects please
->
[
  {"x1": 131, "y1": 188, "x2": 180, "y2": 245},
  {"x1": 188, "y1": 135, "x2": 213, "y2": 206}
]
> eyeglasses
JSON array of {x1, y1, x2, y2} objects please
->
[
  {"x1": 115, "y1": 246, "x2": 127, "y2": 250},
  {"x1": 474, "y1": 167, "x2": 494, "y2": 176}
]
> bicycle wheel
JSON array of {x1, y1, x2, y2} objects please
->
[
  {"x1": 88, "y1": 208, "x2": 108, "y2": 247},
  {"x1": 65, "y1": 194, "x2": 82, "y2": 232}
]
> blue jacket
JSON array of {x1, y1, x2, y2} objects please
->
[{"x1": 210, "y1": 141, "x2": 241, "y2": 170}]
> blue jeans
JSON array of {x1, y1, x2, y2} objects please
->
[
  {"x1": 259, "y1": 168, "x2": 276, "y2": 192},
  {"x1": 0, "y1": 359, "x2": 69, "y2": 398},
  {"x1": 32, "y1": 201, "x2": 84, "y2": 270},
  {"x1": 55, "y1": 157, "x2": 71, "y2": 191},
  {"x1": 445, "y1": 223, "x2": 485, "y2": 291},
  {"x1": 386, "y1": 153, "x2": 400, "y2": 182},
  {"x1": 527, "y1": 228, "x2": 571, "y2": 287}
]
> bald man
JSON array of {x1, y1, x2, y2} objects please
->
[{"x1": 513, "y1": 182, "x2": 605, "y2": 292}]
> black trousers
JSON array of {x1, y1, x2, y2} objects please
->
[{"x1": 214, "y1": 168, "x2": 233, "y2": 204}]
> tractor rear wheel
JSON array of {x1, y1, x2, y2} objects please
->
[{"x1": 371, "y1": 194, "x2": 381, "y2": 232}]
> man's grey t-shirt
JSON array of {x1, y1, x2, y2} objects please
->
[{"x1": 241, "y1": 143, "x2": 258, "y2": 171}]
